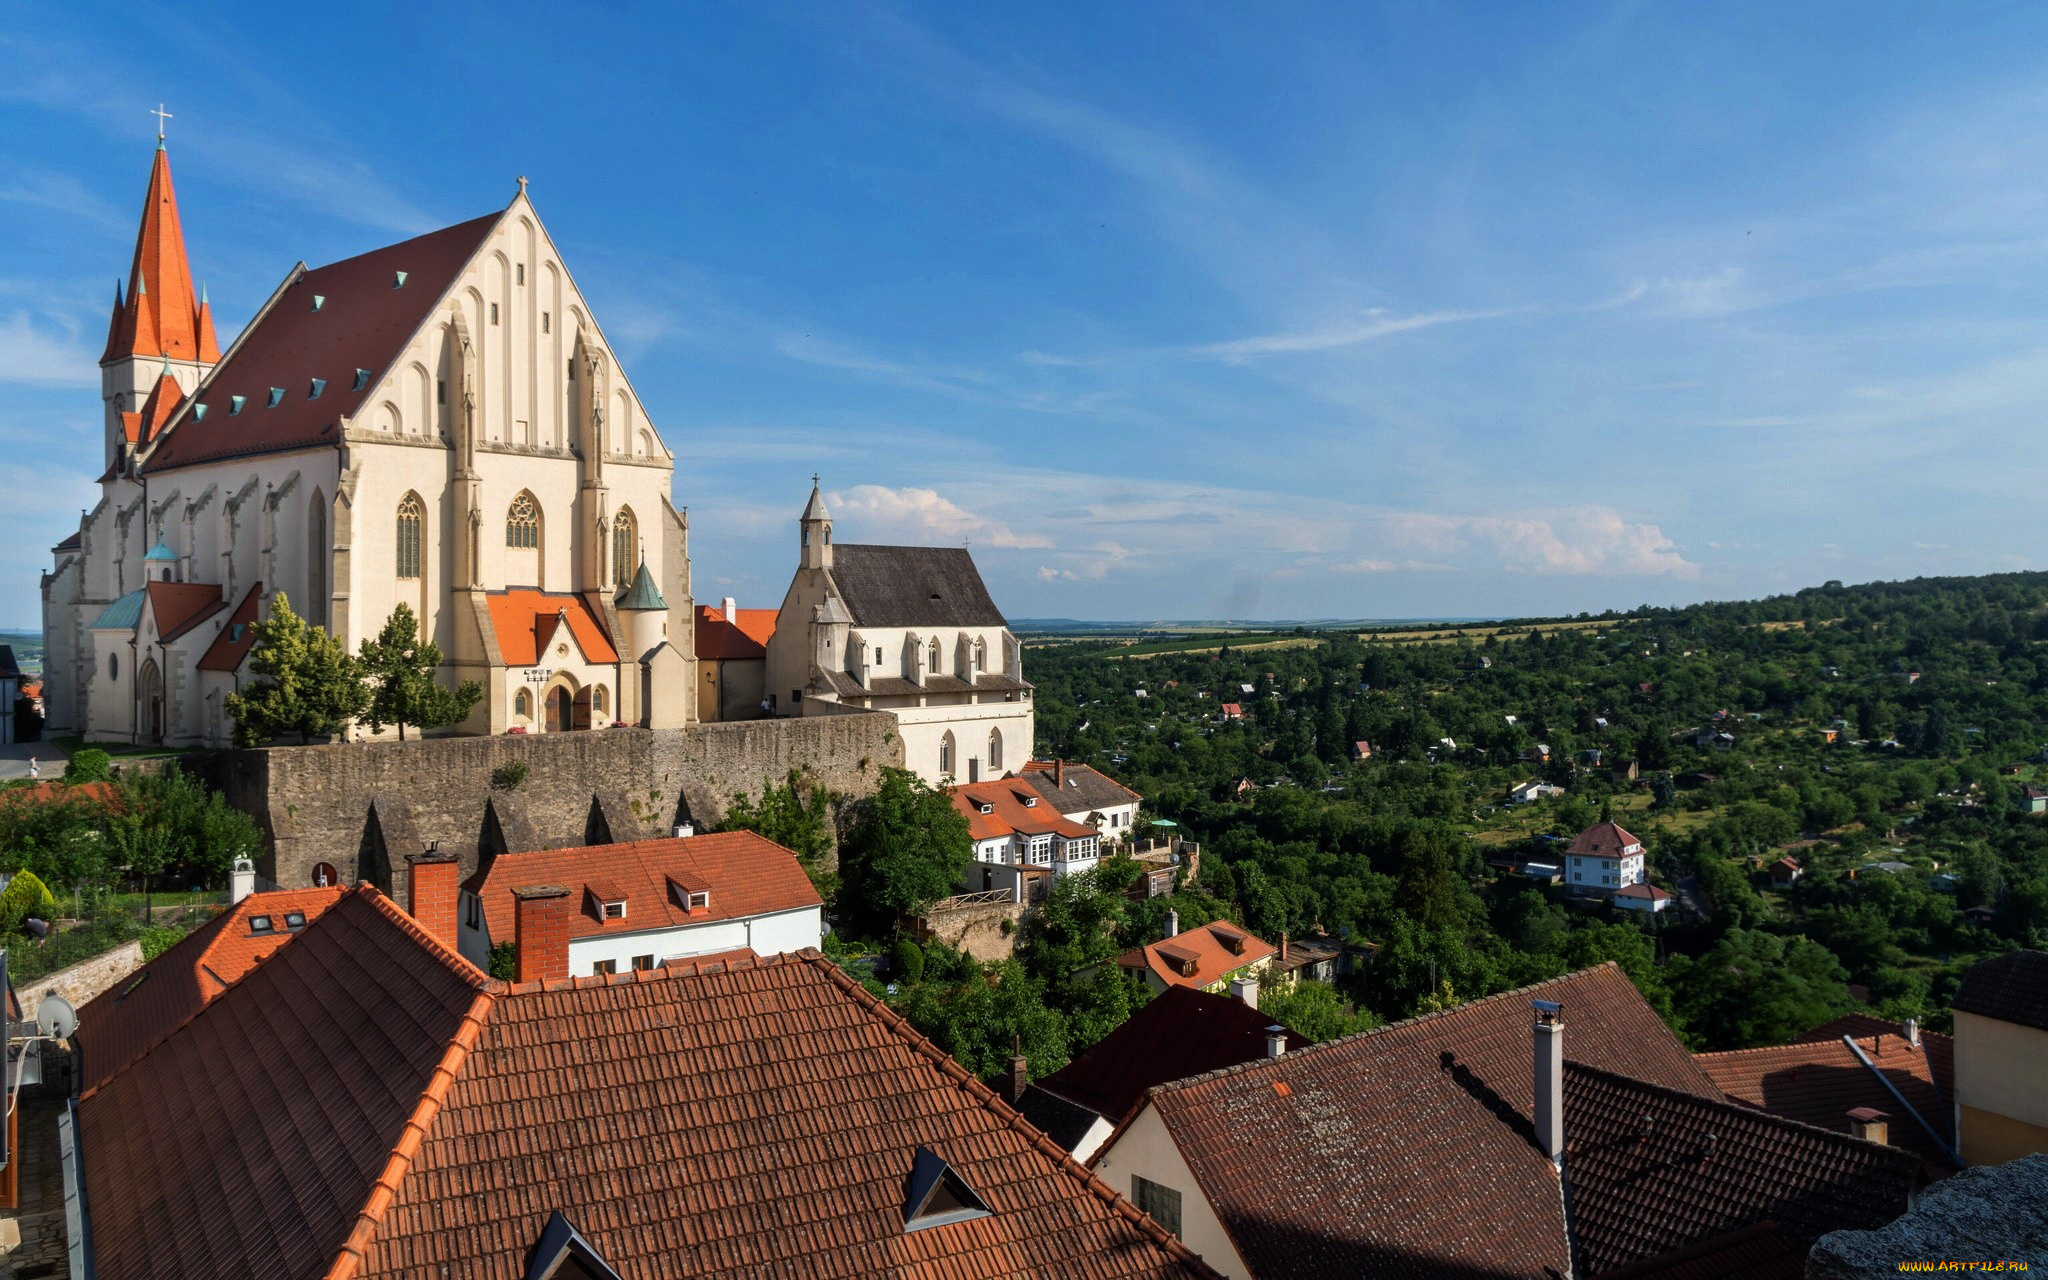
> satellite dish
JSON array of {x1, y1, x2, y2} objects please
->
[{"x1": 36, "y1": 994, "x2": 76, "y2": 1041}]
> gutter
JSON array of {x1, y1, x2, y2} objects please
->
[{"x1": 1841, "y1": 1035, "x2": 1964, "y2": 1169}]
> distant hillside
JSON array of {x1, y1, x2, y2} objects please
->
[{"x1": 0, "y1": 632, "x2": 43, "y2": 675}]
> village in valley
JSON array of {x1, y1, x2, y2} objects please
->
[{"x1": 4, "y1": 12, "x2": 2048, "y2": 1276}]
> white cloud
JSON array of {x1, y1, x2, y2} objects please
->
[
  {"x1": 1195, "y1": 307, "x2": 1518, "y2": 361},
  {"x1": 0, "y1": 311, "x2": 99, "y2": 387},
  {"x1": 831, "y1": 484, "x2": 1050, "y2": 549},
  {"x1": 1384, "y1": 506, "x2": 1699, "y2": 578}
]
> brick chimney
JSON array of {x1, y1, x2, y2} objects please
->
[
  {"x1": 1281, "y1": 931, "x2": 1289, "y2": 963},
  {"x1": 1533, "y1": 999, "x2": 1564, "y2": 1166},
  {"x1": 513, "y1": 884, "x2": 572, "y2": 982},
  {"x1": 1847, "y1": 1106, "x2": 1889, "y2": 1146},
  {"x1": 1008, "y1": 1034, "x2": 1028, "y2": 1104},
  {"x1": 406, "y1": 849, "x2": 460, "y2": 951},
  {"x1": 1055, "y1": 759, "x2": 1066, "y2": 790}
]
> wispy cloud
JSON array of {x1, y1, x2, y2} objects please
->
[
  {"x1": 1194, "y1": 307, "x2": 1520, "y2": 360},
  {"x1": 0, "y1": 311, "x2": 100, "y2": 387},
  {"x1": 830, "y1": 484, "x2": 1050, "y2": 549}
]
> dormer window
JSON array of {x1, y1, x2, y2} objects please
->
[
  {"x1": 978, "y1": 803, "x2": 993, "y2": 815},
  {"x1": 352, "y1": 368, "x2": 371, "y2": 391},
  {"x1": 688, "y1": 890, "x2": 709, "y2": 911},
  {"x1": 266, "y1": 387, "x2": 284, "y2": 408},
  {"x1": 903, "y1": 1146, "x2": 993, "y2": 1233},
  {"x1": 248, "y1": 915, "x2": 274, "y2": 935},
  {"x1": 600, "y1": 899, "x2": 626, "y2": 920},
  {"x1": 229, "y1": 395, "x2": 245, "y2": 415}
]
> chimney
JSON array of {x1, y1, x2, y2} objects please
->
[
  {"x1": 1055, "y1": 759, "x2": 1066, "y2": 789},
  {"x1": 721, "y1": 596, "x2": 737, "y2": 624},
  {"x1": 1281, "y1": 931, "x2": 1290, "y2": 963},
  {"x1": 513, "y1": 884, "x2": 572, "y2": 983},
  {"x1": 1847, "y1": 1107, "x2": 1890, "y2": 1146},
  {"x1": 1903, "y1": 1018, "x2": 1921, "y2": 1048},
  {"x1": 673, "y1": 822, "x2": 694, "y2": 839},
  {"x1": 405, "y1": 849, "x2": 460, "y2": 951},
  {"x1": 1008, "y1": 1034, "x2": 1028, "y2": 1104},
  {"x1": 1230, "y1": 977, "x2": 1260, "y2": 1009},
  {"x1": 1164, "y1": 908, "x2": 1180, "y2": 940},
  {"x1": 229, "y1": 857, "x2": 256, "y2": 904},
  {"x1": 1533, "y1": 999, "x2": 1564, "y2": 1166},
  {"x1": 1265, "y1": 1025, "x2": 1288, "y2": 1059}
]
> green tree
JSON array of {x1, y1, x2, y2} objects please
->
[
  {"x1": 109, "y1": 767, "x2": 262, "y2": 912},
  {"x1": 836, "y1": 768, "x2": 972, "y2": 927},
  {"x1": 0, "y1": 870, "x2": 57, "y2": 932},
  {"x1": 358, "y1": 604, "x2": 482, "y2": 740},
  {"x1": 1259, "y1": 979, "x2": 1380, "y2": 1042},
  {"x1": 225, "y1": 592, "x2": 369, "y2": 745},
  {"x1": 897, "y1": 959, "x2": 1070, "y2": 1084},
  {"x1": 63, "y1": 749, "x2": 111, "y2": 783},
  {"x1": 723, "y1": 770, "x2": 838, "y2": 897},
  {"x1": 1667, "y1": 929, "x2": 1852, "y2": 1050}
]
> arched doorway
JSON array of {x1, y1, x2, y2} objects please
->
[
  {"x1": 546, "y1": 686, "x2": 573, "y2": 733},
  {"x1": 572, "y1": 686, "x2": 593, "y2": 731},
  {"x1": 136, "y1": 659, "x2": 164, "y2": 745}
]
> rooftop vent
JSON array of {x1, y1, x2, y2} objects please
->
[
  {"x1": 310, "y1": 294, "x2": 325, "y2": 312},
  {"x1": 192, "y1": 402, "x2": 208, "y2": 421},
  {"x1": 309, "y1": 378, "x2": 326, "y2": 399},
  {"x1": 393, "y1": 270, "x2": 408, "y2": 289},
  {"x1": 266, "y1": 387, "x2": 284, "y2": 408},
  {"x1": 673, "y1": 822, "x2": 694, "y2": 838},
  {"x1": 229, "y1": 395, "x2": 246, "y2": 415},
  {"x1": 902, "y1": 1146, "x2": 992, "y2": 1233},
  {"x1": 1266, "y1": 1025, "x2": 1288, "y2": 1058},
  {"x1": 353, "y1": 368, "x2": 371, "y2": 391}
]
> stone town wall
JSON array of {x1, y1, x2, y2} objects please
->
[
  {"x1": 204, "y1": 711, "x2": 902, "y2": 898},
  {"x1": 15, "y1": 941, "x2": 145, "y2": 1022},
  {"x1": 919, "y1": 899, "x2": 1024, "y2": 964}
]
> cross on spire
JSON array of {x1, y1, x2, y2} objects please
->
[
  {"x1": 517, "y1": 175, "x2": 529, "y2": 196},
  {"x1": 151, "y1": 103, "x2": 173, "y2": 143}
]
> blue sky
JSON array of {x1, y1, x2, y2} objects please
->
[{"x1": 5, "y1": 2, "x2": 2048, "y2": 627}]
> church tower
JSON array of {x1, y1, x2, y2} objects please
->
[
  {"x1": 800, "y1": 478, "x2": 833, "y2": 571},
  {"x1": 99, "y1": 132, "x2": 218, "y2": 474}
]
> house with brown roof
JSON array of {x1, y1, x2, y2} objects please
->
[
  {"x1": 1115, "y1": 915, "x2": 1276, "y2": 996},
  {"x1": 1612, "y1": 881, "x2": 1673, "y2": 913},
  {"x1": 64, "y1": 873, "x2": 1218, "y2": 1280},
  {"x1": 453, "y1": 830, "x2": 823, "y2": 976},
  {"x1": 1695, "y1": 1013, "x2": 1960, "y2": 1181},
  {"x1": 1018, "y1": 758, "x2": 1143, "y2": 841},
  {"x1": 1017, "y1": 985, "x2": 1308, "y2": 1163},
  {"x1": 1951, "y1": 949, "x2": 2048, "y2": 1166},
  {"x1": 693, "y1": 596, "x2": 777, "y2": 721},
  {"x1": 952, "y1": 775, "x2": 1106, "y2": 897},
  {"x1": 1088, "y1": 964, "x2": 1918, "y2": 1279},
  {"x1": 42, "y1": 139, "x2": 698, "y2": 748},
  {"x1": 1771, "y1": 855, "x2": 1804, "y2": 886},
  {"x1": 1566, "y1": 819, "x2": 1646, "y2": 896}
]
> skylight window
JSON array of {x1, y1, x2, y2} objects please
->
[
  {"x1": 902, "y1": 1146, "x2": 993, "y2": 1232},
  {"x1": 249, "y1": 915, "x2": 275, "y2": 935},
  {"x1": 229, "y1": 395, "x2": 245, "y2": 415},
  {"x1": 266, "y1": 387, "x2": 284, "y2": 408},
  {"x1": 308, "y1": 378, "x2": 326, "y2": 399},
  {"x1": 310, "y1": 294, "x2": 325, "y2": 312},
  {"x1": 192, "y1": 403, "x2": 208, "y2": 421},
  {"x1": 284, "y1": 911, "x2": 307, "y2": 930},
  {"x1": 353, "y1": 368, "x2": 371, "y2": 391},
  {"x1": 393, "y1": 270, "x2": 407, "y2": 289}
]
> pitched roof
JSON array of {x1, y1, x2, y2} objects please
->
[
  {"x1": 1615, "y1": 883, "x2": 1674, "y2": 902},
  {"x1": 73, "y1": 887, "x2": 347, "y2": 1094},
  {"x1": 613, "y1": 561, "x2": 667, "y2": 612},
  {"x1": 1695, "y1": 1017, "x2": 1956, "y2": 1178},
  {"x1": 1018, "y1": 760, "x2": 1142, "y2": 816},
  {"x1": 1115, "y1": 921, "x2": 1276, "y2": 990},
  {"x1": 1143, "y1": 964, "x2": 1721, "y2": 1279},
  {"x1": 142, "y1": 211, "x2": 499, "y2": 472},
  {"x1": 1565, "y1": 1061, "x2": 1917, "y2": 1274},
  {"x1": 145, "y1": 579, "x2": 225, "y2": 642},
  {"x1": 485, "y1": 589, "x2": 618, "y2": 666},
  {"x1": 87, "y1": 588, "x2": 146, "y2": 631},
  {"x1": 828, "y1": 544, "x2": 1007, "y2": 627},
  {"x1": 353, "y1": 953, "x2": 1215, "y2": 1279},
  {"x1": 950, "y1": 777, "x2": 1098, "y2": 842},
  {"x1": 77, "y1": 886, "x2": 493, "y2": 1280},
  {"x1": 197, "y1": 582, "x2": 265, "y2": 671},
  {"x1": 103, "y1": 145, "x2": 217, "y2": 365},
  {"x1": 1569, "y1": 820, "x2": 1643, "y2": 857},
  {"x1": 1952, "y1": 949, "x2": 2048, "y2": 1031},
  {"x1": 1034, "y1": 985, "x2": 1307, "y2": 1131},
  {"x1": 465, "y1": 832, "x2": 822, "y2": 947},
  {"x1": 694, "y1": 604, "x2": 777, "y2": 660}
]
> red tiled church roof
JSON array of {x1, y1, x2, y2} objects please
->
[
  {"x1": 143, "y1": 211, "x2": 500, "y2": 473},
  {"x1": 485, "y1": 590, "x2": 618, "y2": 665},
  {"x1": 197, "y1": 582, "x2": 264, "y2": 672},
  {"x1": 465, "y1": 832, "x2": 821, "y2": 946},
  {"x1": 101, "y1": 146, "x2": 219, "y2": 365},
  {"x1": 73, "y1": 886, "x2": 347, "y2": 1095},
  {"x1": 693, "y1": 605, "x2": 777, "y2": 660},
  {"x1": 145, "y1": 579, "x2": 225, "y2": 642}
]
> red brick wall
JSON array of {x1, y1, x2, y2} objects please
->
[
  {"x1": 406, "y1": 853, "x2": 460, "y2": 951},
  {"x1": 514, "y1": 886, "x2": 571, "y2": 982}
]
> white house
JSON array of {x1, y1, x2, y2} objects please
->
[
  {"x1": 457, "y1": 830, "x2": 822, "y2": 975},
  {"x1": 1509, "y1": 781, "x2": 1566, "y2": 805},
  {"x1": 951, "y1": 776, "x2": 1104, "y2": 898},
  {"x1": 1565, "y1": 820, "x2": 1646, "y2": 896},
  {"x1": 1612, "y1": 882, "x2": 1672, "y2": 913}
]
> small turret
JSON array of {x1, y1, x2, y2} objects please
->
[
  {"x1": 800, "y1": 477, "x2": 832, "y2": 571},
  {"x1": 615, "y1": 560, "x2": 667, "y2": 659},
  {"x1": 144, "y1": 537, "x2": 180, "y2": 582}
]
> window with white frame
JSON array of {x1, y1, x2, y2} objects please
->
[
  {"x1": 600, "y1": 899, "x2": 627, "y2": 920},
  {"x1": 1028, "y1": 835, "x2": 1052, "y2": 866}
]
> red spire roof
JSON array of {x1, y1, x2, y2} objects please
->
[
  {"x1": 102, "y1": 145, "x2": 218, "y2": 365},
  {"x1": 136, "y1": 367, "x2": 184, "y2": 443}
]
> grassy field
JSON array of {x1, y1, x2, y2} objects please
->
[{"x1": 1357, "y1": 618, "x2": 1623, "y2": 646}]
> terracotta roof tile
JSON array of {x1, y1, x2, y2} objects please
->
[
  {"x1": 465, "y1": 832, "x2": 821, "y2": 948},
  {"x1": 485, "y1": 589, "x2": 618, "y2": 666},
  {"x1": 1589, "y1": 1221, "x2": 1806, "y2": 1280},
  {"x1": 1696, "y1": 1019, "x2": 1957, "y2": 1178},
  {"x1": 950, "y1": 777, "x2": 1098, "y2": 842},
  {"x1": 104, "y1": 146, "x2": 215, "y2": 365},
  {"x1": 143, "y1": 212, "x2": 499, "y2": 472},
  {"x1": 145, "y1": 579, "x2": 226, "y2": 642},
  {"x1": 1115, "y1": 921, "x2": 1277, "y2": 990},
  {"x1": 1568, "y1": 820, "x2": 1643, "y2": 858},
  {"x1": 74, "y1": 886, "x2": 347, "y2": 1095},
  {"x1": 197, "y1": 582, "x2": 265, "y2": 671},
  {"x1": 693, "y1": 605, "x2": 776, "y2": 660},
  {"x1": 1144, "y1": 964, "x2": 1718, "y2": 1279}
]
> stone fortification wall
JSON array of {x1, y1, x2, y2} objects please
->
[
  {"x1": 919, "y1": 899, "x2": 1024, "y2": 964},
  {"x1": 207, "y1": 713, "x2": 901, "y2": 898}
]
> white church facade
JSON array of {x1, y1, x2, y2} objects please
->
[{"x1": 41, "y1": 142, "x2": 697, "y2": 746}]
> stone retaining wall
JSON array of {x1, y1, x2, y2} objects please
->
[{"x1": 14, "y1": 940, "x2": 145, "y2": 1021}]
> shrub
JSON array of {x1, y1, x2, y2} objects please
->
[
  {"x1": 0, "y1": 870, "x2": 57, "y2": 932},
  {"x1": 64, "y1": 750, "x2": 112, "y2": 783},
  {"x1": 891, "y1": 938, "x2": 926, "y2": 984},
  {"x1": 488, "y1": 940, "x2": 517, "y2": 980},
  {"x1": 140, "y1": 925, "x2": 185, "y2": 962},
  {"x1": 490, "y1": 761, "x2": 529, "y2": 791}
]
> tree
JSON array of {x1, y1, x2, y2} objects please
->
[
  {"x1": 1259, "y1": 979, "x2": 1380, "y2": 1042},
  {"x1": 723, "y1": 770, "x2": 838, "y2": 898},
  {"x1": 109, "y1": 766, "x2": 262, "y2": 913},
  {"x1": 897, "y1": 959, "x2": 1071, "y2": 1084},
  {"x1": 64, "y1": 749, "x2": 112, "y2": 783},
  {"x1": 1666, "y1": 929, "x2": 1852, "y2": 1050},
  {"x1": 358, "y1": 604, "x2": 482, "y2": 740},
  {"x1": 0, "y1": 870, "x2": 56, "y2": 933},
  {"x1": 225, "y1": 592, "x2": 369, "y2": 745},
  {"x1": 836, "y1": 768, "x2": 972, "y2": 927}
]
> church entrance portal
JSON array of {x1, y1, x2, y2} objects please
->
[
  {"x1": 136, "y1": 659, "x2": 164, "y2": 745},
  {"x1": 546, "y1": 687, "x2": 572, "y2": 733}
]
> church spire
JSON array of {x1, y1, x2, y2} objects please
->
[
  {"x1": 800, "y1": 476, "x2": 833, "y2": 571},
  {"x1": 101, "y1": 139, "x2": 217, "y2": 365}
]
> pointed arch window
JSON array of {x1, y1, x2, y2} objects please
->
[
  {"x1": 939, "y1": 731, "x2": 955, "y2": 778},
  {"x1": 988, "y1": 727, "x2": 1003, "y2": 772},
  {"x1": 506, "y1": 493, "x2": 540, "y2": 549},
  {"x1": 515, "y1": 689, "x2": 532, "y2": 718},
  {"x1": 929, "y1": 636, "x2": 943, "y2": 673},
  {"x1": 396, "y1": 495, "x2": 423, "y2": 579},
  {"x1": 973, "y1": 637, "x2": 987, "y2": 673},
  {"x1": 612, "y1": 507, "x2": 639, "y2": 588}
]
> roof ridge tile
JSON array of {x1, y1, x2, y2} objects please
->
[{"x1": 354, "y1": 882, "x2": 494, "y2": 990}]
